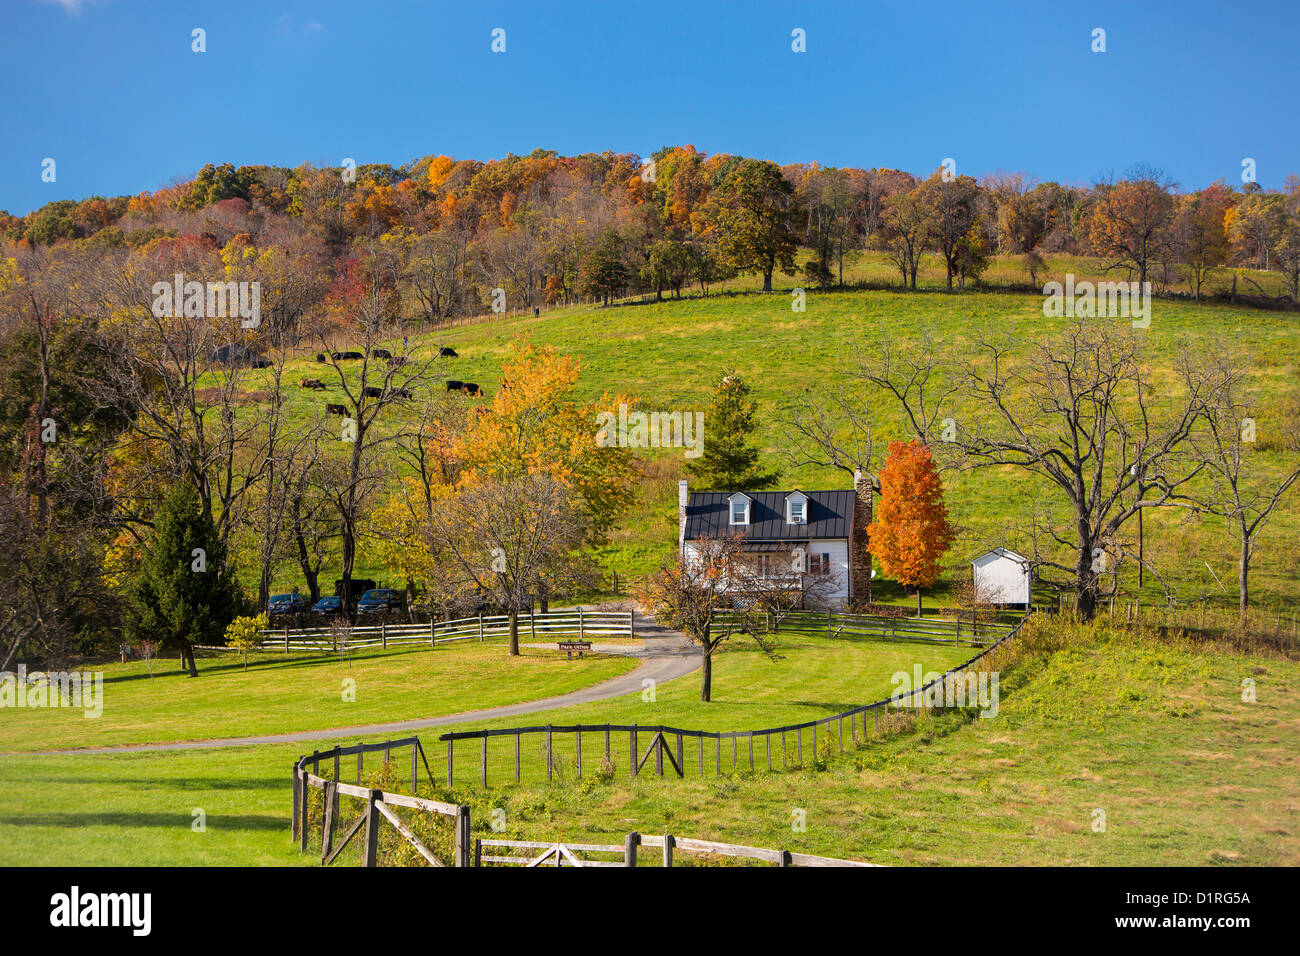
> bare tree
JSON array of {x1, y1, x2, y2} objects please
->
[
  {"x1": 434, "y1": 473, "x2": 591, "y2": 656},
  {"x1": 641, "y1": 534, "x2": 783, "y2": 702},
  {"x1": 951, "y1": 321, "x2": 1219, "y2": 618},
  {"x1": 1183, "y1": 352, "x2": 1300, "y2": 614}
]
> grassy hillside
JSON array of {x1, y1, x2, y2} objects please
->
[{"x1": 246, "y1": 269, "x2": 1300, "y2": 612}]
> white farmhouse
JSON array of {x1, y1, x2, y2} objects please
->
[
  {"x1": 677, "y1": 478, "x2": 872, "y2": 609},
  {"x1": 971, "y1": 548, "x2": 1033, "y2": 607}
]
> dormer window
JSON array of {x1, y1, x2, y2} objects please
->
[
  {"x1": 728, "y1": 492, "x2": 751, "y2": 526},
  {"x1": 785, "y1": 491, "x2": 808, "y2": 525}
]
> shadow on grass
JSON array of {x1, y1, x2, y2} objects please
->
[
  {"x1": 0, "y1": 811, "x2": 284, "y2": 831},
  {"x1": 26, "y1": 776, "x2": 288, "y2": 791}
]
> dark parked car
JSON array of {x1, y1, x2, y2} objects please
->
[
  {"x1": 356, "y1": 589, "x2": 403, "y2": 615},
  {"x1": 309, "y1": 595, "x2": 344, "y2": 616},
  {"x1": 267, "y1": 592, "x2": 307, "y2": 616}
]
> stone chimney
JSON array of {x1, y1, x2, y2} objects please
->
[
  {"x1": 678, "y1": 479, "x2": 690, "y2": 556},
  {"x1": 851, "y1": 469, "x2": 873, "y2": 606}
]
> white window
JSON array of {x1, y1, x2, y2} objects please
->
[
  {"x1": 729, "y1": 494, "x2": 749, "y2": 525},
  {"x1": 789, "y1": 499, "x2": 805, "y2": 524},
  {"x1": 786, "y1": 492, "x2": 808, "y2": 525}
]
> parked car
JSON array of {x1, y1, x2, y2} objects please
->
[
  {"x1": 309, "y1": 595, "x2": 344, "y2": 616},
  {"x1": 267, "y1": 593, "x2": 307, "y2": 616},
  {"x1": 356, "y1": 588, "x2": 403, "y2": 615}
]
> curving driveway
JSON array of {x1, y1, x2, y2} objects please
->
[{"x1": 30, "y1": 611, "x2": 701, "y2": 756}]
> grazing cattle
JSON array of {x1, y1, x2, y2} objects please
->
[
  {"x1": 315, "y1": 353, "x2": 326, "y2": 363},
  {"x1": 389, "y1": 388, "x2": 412, "y2": 400},
  {"x1": 362, "y1": 386, "x2": 383, "y2": 398},
  {"x1": 462, "y1": 382, "x2": 482, "y2": 396},
  {"x1": 445, "y1": 379, "x2": 464, "y2": 392},
  {"x1": 299, "y1": 378, "x2": 326, "y2": 390},
  {"x1": 332, "y1": 351, "x2": 364, "y2": 361},
  {"x1": 371, "y1": 348, "x2": 392, "y2": 360},
  {"x1": 325, "y1": 403, "x2": 347, "y2": 416},
  {"x1": 439, "y1": 347, "x2": 458, "y2": 358}
]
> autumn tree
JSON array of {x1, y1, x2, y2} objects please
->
[
  {"x1": 875, "y1": 187, "x2": 932, "y2": 289},
  {"x1": 709, "y1": 159, "x2": 801, "y2": 292},
  {"x1": 1087, "y1": 169, "x2": 1175, "y2": 287},
  {"x1": 916, "y1": 172, "x2": 982, "y2": 290},
  {"x1": 866, "y1": 440, "x2": 956, "y2": 617}
]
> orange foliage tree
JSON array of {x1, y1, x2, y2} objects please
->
[{"x1": 866, "y1": 440, "x2": 956, "y2": 617}]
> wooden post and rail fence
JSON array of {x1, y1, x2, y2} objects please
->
[
  {"x1": 291, "y1": 738, "x2": 872, "y2": 867},
  {"x1": 197, "y1": 609, "x2": 633, "y2": 656},
  {"x1": 438, "y1": 611, "x2": 1031, "y2": 786}
]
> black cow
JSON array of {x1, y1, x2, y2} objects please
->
[
  {"x1": 362, "y1": 386, "x2": 383, "y2": 398},
  {"x1": 439, "y1": 347, "x2": 458, "y2": 358},
  {"x1": 332, "y1": 351, "x2": 364, "y2": 361},
  {"x1": 325, "y1": 403, "x2": 347, "y2": 416},
  {"x1": 389, "y1": 388, "x2": 412, "y2": 400},
  {"x1": 315, "y1": 353, "x2": 327, "y2": 363},
  {"x1": 371, "y1": 348, "x2": 392, "y2": 360},
  {"x1": 445, "y1": 379, "x2": 464, "y2": 392},
  {"x1": 462, "y1": 382, "x2": 481, "y2": 396}
]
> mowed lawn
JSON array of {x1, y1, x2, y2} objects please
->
[
  {"x1": 2, "y1": 626, "x2": 1295, "y2": 866},
  {"x1": 0, "y1": 630, "x2": 969, "y2": 865},
  {"x1": 0, "y1": 642, "x2": 637, "y2": 753}
]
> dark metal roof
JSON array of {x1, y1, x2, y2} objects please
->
[{"x1": 684, "y1": 490, "x2": 855, "y2": 541}]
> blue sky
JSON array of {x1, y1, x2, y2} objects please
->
[{"x1": 2, "y1": 0, "x2": 1296, "y2": 215}]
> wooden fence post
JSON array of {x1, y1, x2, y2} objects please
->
[
  {"x1": 362, "y1": 790, "x2": 382, "y2": 867},
  {"x1": 430, "y1": 618, "x2": 436, "y2": 647},
  {"x1": 321, "y1": 780, "x2": 337, "y2": 861},
  {"x1": 546, "y1": 726, "x2": 553, "y2": 782},
  {"x1": 291, "y1": 766, "x2": 300, "y2": 840},
  {"x1": 579, "y1": 607, "x2": 585, "y2": 642},
  {"x1": 446, "y1": 739, "x2": 453, "y2": 787},
  {"x1": 284, "y1": 628, "x2": 289, "y2": 653},
  {"x1": 676, "y1": 733, "x2": 684, "y2": 773},
  {"x1": 455, "y1": 805, "x2": 471, "y2": 868},
  {"x1": 478, "y1": 614, "x2": 484, "y2": 642},
  {"x1": 357, "y1": 751, "x2": 363, "y2": 784},
  {"x1": 410, "y1": 745, "x2": 417, "y2": 794},
  {"x1": 663, "y1": 834, "x2": 675, "y2": 868},
  {"x1": 381, "y1": 623, "x2": 387, "y2": 649},
  {"x1": 605, "y1": 727, "x2": 611, "y2": 764},
  {"x1": 630, "y1": 726, "x2": 638, "y2": 777},
  {"x1": 514, "y1": 732, "x2": 521, "y2": 783},
  {"x1": 629, "y1": 612, "x2": 634, "y2": 639},
  {"x1": 481, "y1": 736, "x2": 488, "y2": 787},
  {"x1": 624, "y1": 831, "x2": 640, "y2": 867},
  {"x1": 576, "y1": 728, "x2": 583, "y2": 778}
]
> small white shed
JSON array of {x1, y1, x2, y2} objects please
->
[{"x1": 971, "y1": 548, "x2": 1032, "y2": 606}]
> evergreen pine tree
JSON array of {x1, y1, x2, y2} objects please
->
[
  {"x1": 128, "y1": 481, "x2": 241, "y2": 676},
  {"x1": 685, "y1": 370, "x2": 778, "y2": 491}
]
